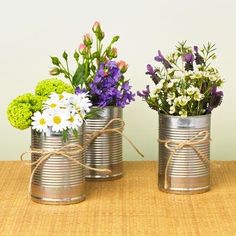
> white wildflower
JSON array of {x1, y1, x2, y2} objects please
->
[
  {"x1": 169, "y1": 106, "x2": 176, "y2": 114},
  {"x1": 194, "y1": 92, "x2": 204, "y2": 101},
  {"x1": 179, "y1": 110, "x2": 187, "y2": 118},
  {"x1": 178, "y1": 95, "x2": 190, "y2": 106}
]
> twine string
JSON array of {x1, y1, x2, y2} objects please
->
[
  {"x1": 158, "y1": 130, "x2": 211, "y2": 189},
  {"x1": 84, "y1": 118, "x2": 144, "y2": 158},
  {"x1": 20, "y1": 143, "x2": 111, "y2": 194},
  {"x1": 21, "y1": 118, "x2": 144, "y2": 194}
]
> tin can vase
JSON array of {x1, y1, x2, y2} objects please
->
[
  {"x1": 83, "y1": 106, "x2": 123, "y2": 180},
  {"x1": 31, "y1": 128, "x2": 85, "y2": 204},
  {"x1": 158, "y1": 113, "x2": 211, "y2": 194}
]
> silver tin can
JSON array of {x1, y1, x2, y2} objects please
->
[
  {"x1": 31, "y1": 127, "x2": 85, "y2": 204},
  {"x1": 158, "y1": 113, "x2": 211, "y2": 194},
  {"x1": 83, "y1": 106, "x2": 123, "y2": 180}
]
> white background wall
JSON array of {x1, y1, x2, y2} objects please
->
[{"x1": 0, "y1": 0, "x2": 235, "y2": 160}]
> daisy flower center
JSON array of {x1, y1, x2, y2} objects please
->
[
  {"x1": 68, "y1": 116, "x2": 74, "y2": 123},
  {"x1": 59, "y1": 94, "x2": 64, "y2": 100},
  {"x1": 53, "y1": 116, "x2": 61, "y2": 124},
  {"x1": 50, "y1": 103, "x2": 57, "y2": 108},
  {"x1": 39, "y1": 118, "x2": 46, "y2": 125}
]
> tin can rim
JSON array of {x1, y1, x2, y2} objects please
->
[{"x1": 158, "y1": 112, "x2": 211, "y2": 119}]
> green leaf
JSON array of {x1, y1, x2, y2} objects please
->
[
  {"x1": 72, "y1": 129, "x2": 79, "y2": 138},
  {"x1": 62, "y1": 130, "x2": 68, "y2": 142},
  {"x1": 72, "y1": 64, "x2": 87, "y2": 87},
  {"x1": 91, "y1": 65, "x2": 97, "y2": 74},
  {"x1": 92, "y1": 52, "x2": 99, "y2": 59},
  {"x1": 85, "y1": 107, "x2": 102, "y2": 119}
]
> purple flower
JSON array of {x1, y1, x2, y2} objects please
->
[
  {"x1": 89, "y1": 60, "x2": 135, "y2": 108},
  {"x1": 145, "y1": 64, "x2": 161, "y2": 85},
  {"x1": 154, "y1": 50, "x2": 172, "y2": 69},
  {"x1": 194, "y1": 45, "x2": 205, "y2": 65},
  {"x1": 182, "y1": 53, "x2": 194, "y2": 63},
  {"x1": 137, "y1": 85, "x2": 150, "y2": 99},
  {"x1": 207, "y1": 87, "x2": 224, "y2": 113},
  {"x1": 182, "y1": 53, "x2": 194, "y2": 71},
  {"x1": 122, "y1": 81, "x2": 131, "y2": 90},
  {"x1": 154, "y1": 50, "x2": 165, "y2": 62},
  {"x1": 146, "y1": 64, "x2": 154, "y2": 74},
  {"x1": 194, "y1": 46, "x2": 199, "y2": 53},
  {"x1": 75, "y1": 87, "x2": 87, "y2": 94}
]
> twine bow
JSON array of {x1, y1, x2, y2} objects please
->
[
  {"x1": 21, "y1": 118, "x2": 144, "y2": 194},
  {"x1": 158, "y1": 130, "x2": 211, "y2": 189},
  {"x1": 20, "y1": 143, "x2": 111, "y2": 194}
]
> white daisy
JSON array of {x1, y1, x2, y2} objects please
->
[
  {"x1": 71, "y1": 93, "x2": 92, "y2": 117},
  {"x1": 48, "y1": 109, "x2": 69, "y2": 132},
  {"x1": 31, "y1": 111, "x2": 49, "y2": 133},
  {"x1": 60, "y1": 92, "x2": 73, "y2": 106},
  {"x1": 43, "y1": 97, "x2": 60, "y2": 111},
  {"x1": 67, "y1": 112, "x2": 83, "y2": 130},
  {"x1": 49, "y1": 92, "x2": 60, "y2": 101}
]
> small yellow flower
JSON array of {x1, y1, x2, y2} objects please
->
[{"x1": 179, "y1": 110, "x2": 187, "y2": 117}]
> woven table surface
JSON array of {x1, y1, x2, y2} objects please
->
[{"x1": 0, "y1": 161, "x2": 236, "y2": 236}]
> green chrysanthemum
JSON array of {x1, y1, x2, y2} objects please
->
[
  {"x1": 7, "y1": 93, "x2": 44, "y2": 130},
  {"x1": 35, "y1": 78, "x2": 74, "y2": 97}
]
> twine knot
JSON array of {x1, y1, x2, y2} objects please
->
[
  {"x1": 159, "y1": 130, "x2": 211, "y2": 189},
  {"x1": 21, "y1": 118, "x2": 144, "y2": 194}
]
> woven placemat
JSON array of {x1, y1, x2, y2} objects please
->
[{"x1": 0, "y1": 161, "x2": 236, "y2": 236}]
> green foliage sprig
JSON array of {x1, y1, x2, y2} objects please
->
[{"x1": 49, "y1": 21, "x2": 120, "y2": 90}]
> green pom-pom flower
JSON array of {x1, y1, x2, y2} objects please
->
[
  {"x1": 7, "y1": 93, "x2": 44, "y2": 130},
  {"x1": 35, "y1": 78, "x2": 73, "y2": 97}
]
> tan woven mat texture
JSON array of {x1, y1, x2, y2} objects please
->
[{"x1": 0, "y1": 161, "x2": 236, "y2": 236}]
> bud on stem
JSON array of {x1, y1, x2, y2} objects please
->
[
  {"x1": 111, "y1": 35, "x2": 119, "y2": 44},
  {"x1": 117, "y1": 60, "x2": 128, "y2": 73},
  {"x1": 51, "y1": 57, "x2": 60, "y2": 66},
  {"x1": 62, "y1": 51, "x2": 68, "y2": 60},
  {"x1": 49, "y1": 67, "x2": 60, "y2": 76}
]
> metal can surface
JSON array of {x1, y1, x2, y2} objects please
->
[
  {"x1": 83, "y1": 106, "x2": 123, "y2": 180},
  {"x1": 31, "y1": 128, "x2": 85, "y2": 204},
  {"x1": 158, "y1": 113, "x2": 211, "y2": 194}
]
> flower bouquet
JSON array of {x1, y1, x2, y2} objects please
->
[
  {"x1": 7, "y1": 79, "x2": 97, "y2": 204},
  {"x1": 49, "y1": 21, "x2": 136, "y2": 180},
  {"x1": 138, "y1": 42, "x2": 224, "y2": 194}
]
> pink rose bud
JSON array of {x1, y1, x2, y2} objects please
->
[
  {"x1": 49, "y1": 67, "x2": 60, "y2": 76},
  {"x1": 108, "y1": 47, "x2": 118, "y2": 58},
  {"x1": 117, "y1": 60, "x2": 128, "y2": 73},
  {"x1": 83, "y1": 33, "x2": 93, "y2": 46},
  {"x1": 92, "y1": 21, "x2": 101, "y2": 33},
  {"x1": 79, "y1": 44, "x2": 88, "y2": 55}
]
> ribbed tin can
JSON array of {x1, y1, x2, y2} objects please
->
[
  {"x1": 31, "y1": 128, "x2": 85, "y2": 204},
  {"x1": 83, "y1": 106, "x2": 123, "y2": 180},
  {"x1": 158, "y1": 113, "x2": 211, "y2": 194}
]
